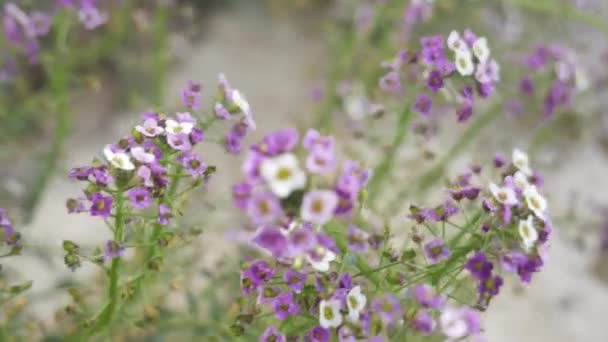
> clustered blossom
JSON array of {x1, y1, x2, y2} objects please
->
[
  {"x1": 231, "y1": 128, "x2": 499, "y2": 341},
  {"x1": 1, "y1": 1, "x2": 110, "y2": 81},
  {"x1": 65, "y1": 81, "x2": 219, "y2": 268},
  {"x1": 508, "y1": 44, "x2": 588, "y2": 118},
  {"x1": 379, "y1": 29, "x2": 500, "y2": 124}
]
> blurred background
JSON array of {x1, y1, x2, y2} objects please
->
[{"x1": 1, "y1": 0, "x2": 608, "y2": 340}]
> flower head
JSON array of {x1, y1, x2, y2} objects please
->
[
  {"x1": 346, "y1": 285, "x2": 367, "y2": 322},
  {"x1": 103, "y1": 240, "x2": 125, "y2": 261},
  {"x1": 260, "y1": 153, "x2": 307, "y2": 198},
  {"x1": 260, "y1": 326, "x2": 286, "y2": 342},
  {"x1": 127, "y1": 187, "x2": 152, "y2": 209},
  {"x1": 489, "y1": 182, "x2": 518, "y2": 206},
  {"x1": 319, "y1": 299, "x2": 343, "y2": 328},
  {"x1": 518, "y1": 215, "x2": 539, "y2": 251},
  {"x1": 512, "y1": 148, "x2": 532, "y2": 176},
  {"x1": 371, "y1": 293, "x2": 402, "y2": 324},
  {"x1": 523, "y1": 186, "x2": 547, "y2": 219},
  {"x1": 301, "y1": 190, "x2": 339, "y2": 225},
  {"x1": 89, "y1": 192, "x2": 113, "y2": 217},
  {"x1": 465, "y1": 252, "x2": 494, "y2": 281},
  {"x1": 104, "y1": 146, "x2": 135, "y2": 170},
  {"x1": 423, "y1": 238, "x2": 451, "y2": 264}
]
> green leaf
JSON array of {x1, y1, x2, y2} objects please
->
[
  {"x1": 9, "y1": 280, "x2": 33, "y2": 295},
  {"x1": 279, "y1": 315, "x2": 317, "y2": 336}
]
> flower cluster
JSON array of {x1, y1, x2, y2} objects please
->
[
  {"x1": 508, "y1": 44, "x2": 588, "y2": 118},
  {"x1": 230, "y1": 129, "x2": 502, "y2": 341},
  {"x1": 380, "y1": 29, "x2": 500, "y2": 123},
  {"x1": 1, "y1": 1, "x2": 108, "y2": 73}
]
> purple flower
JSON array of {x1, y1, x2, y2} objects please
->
[
  {"x1": 423, "y1": 238, "x2": 451, "y2": 264},
  {"x1": 301, "y1": 190, "x2": 339, "y2": 225},
  {"x1": 190, "y1": 127, "x2": 204, "y2": 144},
  {"x1": 89, "y1": 192, "x2": 113, "y2": 218},
  {"x1": 181, "y1": 81, "x2": 202, "y2": 110},
  {"x1": 225, "y1": 130, "x2": 243, "y2": 154},
  {"x1": 426, "y1": 200, "x2": 459, "y2": 222},
  {"x1": 288, "y1": 227, "x2": 317, "y2": 256},
  {"x1": 247, "y1": 192, "x2": 283, "y2": 224},
  {"x1": 249, "y1": 260, "x2": 274, "y2": 283},
  {"x1": 410, "y1": 310, "x2": 436, "y2": 335},
  {"x1": 232, "y1": 182, "x2": 252, "y2": 210},
  {"x1": 337, "y1": 326, "x2": 356, "y2": 342},
  {"x1": 371, "y1": 294, "x2": 402, "y2": 324},
  {"x1": 413, "y1": 93, "x2": 433, "y2": 116},
  {"x1": 465, "y1": 252, "x2": 494, "y2": 281},
  {"x1": 127, "y1": 187, "x2": 152, "y2": 209},
  {"x1": 427, "y1": 70, "x2": 444, "y2": 93},
  {"x1": 28, "y1": 12, "x2": 51, "y2": 37},
  {"x1": 260, "y1": 326, "x2": 286, "y2": 342},
  {"x1": 69, "y1": 166, "x2": 93, "y2": 181},
  {"x1": 255, "y1": 128, "x2": 299, "y2": 156},
  {"x1": 457, "y1": 103, "x2": 473, "y2": 123},
  {"x1": 158, "y1": 204, "x2": 172, "y2": 225},
  {"x1": 478, "y1": 274, "x2": 503, "y2": 298},
  {"x1": 253, "y1": 226, "x2": 289, "y2": 259},
  {"x1": 78, "y1": 4, "x2": 108, "y2": 30},
  {"x1": 379, "y1": 71, "x2": 402, "y2": 94},
  {"x1": 180, "y1": 152, "x2": 207, "y2": 178},
  {"x1": 494, "y1": 152, "x2": 506, "y2": 168},
  {"x1": 347, "y1": 225, "x2": 369, "y2": 253},
  {"x1": 167, "y1": 133, "x2": 192, "y2": 151},
  {"x1": 306, "y1": 147, "x2": 337, "y2": 174},
  {"x1": 103, "y1": 240, "x2": 125, "y2": 261},
  {"x1": 519, "y1": 77, "x2": 535, "y2": 96},
  {"x1": 240, "y1": 269, "x2": 257, "y2": 295},
  {"x1": 303, "y1": 129, "x2": 334, "y2": 151},
  {"x1": 257, "y1": 286, "x2": 281, "y2": 305},
  {"x1": 307, "y1": 326, "x2": 330, "y2": 342},
  {"x1": 440, "y1": 306, "x2": 481, "y2": 339},
  {"x1": 413, "y1": 284, "x2": 445, "y2": 309},
  {"x1": 214, "y1": 102, "x2": 231, "y2": 120},
  {"x1": 272, "y1": 291, "x2": 299, "y2": 320},
  {"x1": 284, "y1": 269, "x2": 307, "y2": 293},
  {"x1": 91, "y1": 168, "x2": 114, "y2": 186}
]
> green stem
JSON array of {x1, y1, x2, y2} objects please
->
[
  {"x1": 89, "y1": 194, "x2": 125, "y2": 335},
  {"x1": 23, "y1": 15, "x2": 72, "y2": 222},
  {"x1": 386, "y1": 104, "x2": 502, "y2": 213},
  {"x1": 367, "y1": 107, "x2": 412, "y2": 204}
]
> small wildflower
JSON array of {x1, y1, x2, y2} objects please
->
[
  {"x1": 424, "y1": 238, "x2": 451, "y2": 264},
  {"x1": 523, "y1": 186, "x2": 547, "y2": 219},
  {"x1": 127, "y1": 187, "x2": 152, "y2": 209},
  {"x1": 413, "y1": 93, "x2": 433, "y2": 116},
  {"x1": 465, "y1": 252, "x2": 494, "y2": 281},
  {"x1": 371, "y1": 293, "x2": 402, "y2": 324},
  {"x1": 260, "y1": 326, "x2": 286, "y2": 342},
  {"x1": 135, "y1": 118, "x2": 164, "y2": 137},
  {"x1": 413, "y1": 284, "x2": 445, "y2": 309},
  {"x1": 131, "y1": 146, "x2": 155, "y2": 164},
  {"x1": 455, "y1": 50, "x2": 475, "y2": 76},
  {"x1": 347, "y1": 225, "x2": 370, "y2": 253},
  {"x1": 89, "y1": 192, "x2": 113, "y2": 218},
  {"x1": 308, "y1": 326, "x2": 330, "y2": 342},
  {"x1": 518, "y1": 215, "x2": 538, "y2": 251},
  {"x1": 427, "y1": 70, "x2": 444, "y2": 93},
  {"x1": 283, "y1": 269, "x2": 307, "y2": 293},
  {"x1": 272, "y1": 292, "x2": 298, "y2": 320},
  {"x1": 447, "y1": 30, "x2": 469, "y2": 53},
  {"x1": 472, "y1": 37, "x2": 490, "y2": 63},
  {"x1": 512, "y1": 148, "x2": 532, "y2": 176},
  {"x1": 489, "y1": 182, "x2": 518, "y2": 206},
  {"x1": 411, "y1": 310, "x2": 436, "y2": 335},
  {"x1": 301, "y1": 190, "x2": 339, "y2": 225},
  {"x1": 167, "y1": 133, "x2": 192, "y2": 151},
  {"x1": 260, "y1": 153, "x2": 307, "y2": 198},
  {"x1": 103, "y1": 146, "x2": 135, "y2": 170},
  {"x1": 319, "y1": 299, "x2": 343, "y2": 329},
  {"x1": 103, "y1": 240, "x2": 125, "y2": 261},
  {"x1": 346, "y1": 285, "x2": 367, "y2": 322}
]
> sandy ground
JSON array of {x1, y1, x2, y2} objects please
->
[{"x1": 4, "y1": 4, "x2": 608, "y2": 341}]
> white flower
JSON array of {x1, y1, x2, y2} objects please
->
[
  {"x1": 513, "y1": 171, "x2": 530, "y2": 191},
  {"x1": 472, "y1": 37, "x2": 490, "y2": 63},
  {"x1": 306, "y1": 248, "x2": 336, "y2": 272},
  {"x1": 512, "y1": 148, "x2": 532, "y2": 176},
  {"x1": 103, "y1": 146, "x2": 135, "y2": 170},
  {"x1": 231, "y1": 89, "x2": 256, "y2": 130},
  {"x1": 165, "y1": 119, "x2": 194, "y2": 135},
  {"x1": 130, "y1": 146, "x2": 155, "y2": 164},
  {"x1": 489, "y1": 182, "x2": 518, "y2": 206},
  {"x1": 518, "y1": 215, "x2": 538, "y2": 250},
  {"x1": 447, "y1": 30, "x2": 469, "y2": 53},
  {"x1": 346, "y1": 285, "x2": 367, "y2": 322},
  {"x1": 440, "y1": 307, "x2": 468, "y2": 339},
  {"x1": 454, "y1": 50, "x2": 475, "y2": 76},
  {"x1": 135, "y1": 118, "x2": 164, "y2": 137},
  {"x1": 260, "y1": 154, "x2": 306, "y2": 198},
  {"x1": 319, "y1": 299, "x2": 343, "y2": 329},
  {"x1": 524, "y1": 186, "x2": 547, "y2": 219}
]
